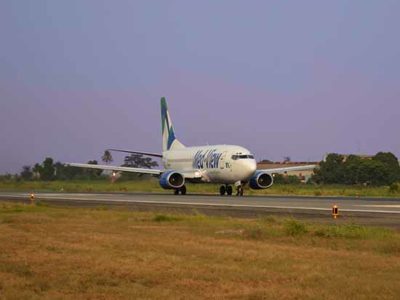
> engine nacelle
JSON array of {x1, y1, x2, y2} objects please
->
[
  {"x1": 159, "y1": 171, "x2": 185, "y2": 189},
  {"x1": 249, "y1": 171, "x2": 273, "y2": 189}
]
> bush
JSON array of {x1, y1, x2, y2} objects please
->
[
  {"x1": 243, "y1": 225, "x2": 264, "y2": 240},
  {"x1": 273, "y1": 174, "x2": 301, "y2": 184},
  {"x1": 313, "y1": 224, "x2": 393, "y2": 240},
  {"x1": 389, "y1": 183, "x2": 399, "y2": 193},
  {"x1": 284, "y1": 219, "x2": 308, "y2": 236},
  {"x1": 152, "y1": 214, "x2": 181, "y2": 222}
]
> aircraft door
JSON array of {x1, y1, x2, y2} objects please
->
[
  {"x1": 219, "y1": 151, "x2": 231, "y2": 171},
  {"x1": 219, "y1": 151, "x2": 227, "y2": 169}
]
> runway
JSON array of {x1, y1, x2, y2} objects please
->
[{"x1": 1, "y1": 192, "x2": 400, "y2": 227}]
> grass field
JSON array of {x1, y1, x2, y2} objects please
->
[
  {"x1": 0, "y1": 202, "x2": 399, "y2": 299},
  {"x1": 1, "y1": 179, "x2": 400, "y2": 198}
]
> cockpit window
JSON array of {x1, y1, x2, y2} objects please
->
[{"x1": 231, "y1": 154, "x2": 254, "y2": 160}]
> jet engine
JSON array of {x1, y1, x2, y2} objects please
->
[
  {"x1": 249, "y1": 171, "x2": 273, "y2": 189},
  {"x1": 159, "y1": 171, "x2": 185, "y2": 189}
]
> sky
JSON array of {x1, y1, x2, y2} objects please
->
[{"x1": 1, "y1": 0, "x2": 399, "y2": 173}]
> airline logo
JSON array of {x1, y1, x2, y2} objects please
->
[{"x1": 193, "y1": 149, "x2": 223, "y2": 169}]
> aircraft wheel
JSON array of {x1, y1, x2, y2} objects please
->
[
  {"x1": 226, "y1": 185, "x2": 233, "y2": 196},
  {"x1": 180, "y1": 185, "x2": 187, "y2": 195},
  {"x1": 219, "y1": 185, "x2": 226, "y2": 196},
  {"x1": 174, "y1": 189, "x2": 179, "y2": 195},
  {"x1": 236, "y1": 186, "x2": 244, "y2": 196}
]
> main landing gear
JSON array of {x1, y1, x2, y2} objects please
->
[
  {"x1": 220, "y1": 183, "x2": 244, "y2": 196},
  {"x1": 174, "y1": 185, "x2": 187, "y2": 195},
  {"x1": 219, "y1": 185, "x2": 234, "y2": 196}
]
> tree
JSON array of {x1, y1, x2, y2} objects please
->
[
  {"x1": 41, "y1": 157, "x2": 55, "y2": 181},
  {"x1": 358, "y1": 159, "x2": 389, "y2": 186},
  {"x1": 102, "y1": 150, "x2": 113, "y2": 164},
  {"x1": 20, "y1": 165, "x2": 33, "y2": 180},
  {"x1": 60, "y1": 164, "x2": 84, "y2": 180},
  {"x1": 54, "y1": 162, "x2": 64, "y2": 180},
  {"x1": 123, "y1": 154, "x2": 158, "y2": 169},
  {"x1": 312, "y1": 153, "x2": 345, "y2": 184},
  {"x1": 121, "y1": 154, "x2": 159, "y2": 180},
  {"x1": 313, "y1": 152, "x2": 400, "y2": 186},
  {"x1": 343, "y1": 155, "x2": 363, "y2": 184},
  {"x1": 63, "y1": 160, "x2": 101, "y2": 180},
  {"x1": 372, "y1": 152, "x2": 400, "y2": 184},
  {"x1": 53, "y1": 161, "x2": 82, "y2": 180},
  {"x1": 32, "y1": 163, "x2": 42, "y2": 180},
  {"x1": 86, "y1": 160, "x2": 102, "y2": 178}
]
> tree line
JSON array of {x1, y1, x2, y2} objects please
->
[
  {"x1": 312, "y1": 152, "x2": 400, "y2": 186},
  {"x1": 2, "y1": 151, "x2": 399, "y2": 187},
  {"x1": 4, "y1": 151, "x2": 159, "y2": 181}
]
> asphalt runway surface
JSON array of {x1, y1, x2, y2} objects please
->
[{"x1": 1, "y1": 192, "x2": 400, "y2": 228}]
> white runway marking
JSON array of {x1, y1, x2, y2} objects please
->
[{"x1": 356, "y1": 205, "x2": 400, "y2": 208}]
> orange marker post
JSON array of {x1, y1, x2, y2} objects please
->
[
  {"x1": 30, "y1": 193, "x2": 35, "y2": 204},
  {"x1": 332, "y1": 204, "x2": 339, "y2": 219}
]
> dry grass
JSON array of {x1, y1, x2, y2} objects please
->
[{"x1": 0, "y1": 202, "x2": 399, "y2": 299}]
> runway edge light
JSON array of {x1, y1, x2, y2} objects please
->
[
  {"x1": 332, "y1": 204, "x2": 339, "y2": 219},
  {"x1": 30, "y1": 193, "x2": 35, "y2": 204}
]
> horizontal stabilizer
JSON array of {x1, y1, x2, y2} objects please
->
[
  {"x1": 67, "y1": 163, "x2": 162, "y2": 175},
  {"x1": 108, "y1": 149, "x2": 162, "y2": 158}
]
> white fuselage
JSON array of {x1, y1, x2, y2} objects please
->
[{"x1": 162, "y1": 145, "x2": 257, "y2": 184}]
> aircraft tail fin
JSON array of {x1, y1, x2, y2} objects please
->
[{"x1": 161, "y1": 97, "x2": 185, "y2": 151}]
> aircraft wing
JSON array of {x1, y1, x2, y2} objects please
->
[
  {"x1": 108, "y1": 149, "x2": 163, "y2": 158},
  {"x1": 260, "y1": 165, "x2": 318, "y2": 174},
  {"x1": 67, "y1": 163, "x2": 162, "y2": 175}
]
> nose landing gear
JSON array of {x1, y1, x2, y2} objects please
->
[
  {"x1": 219, "y1": 185, "x2": 233, "y2": 196},
  {"x1": 236, "y1": 186, "x2": 244, "y2": 196},
  {"x1": 233, "y1": 181, "x2": 244, "y2": 196}
]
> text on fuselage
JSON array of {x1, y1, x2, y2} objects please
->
[{"x1": 193, "y1": 149, "x2": 223, "y2": 169}]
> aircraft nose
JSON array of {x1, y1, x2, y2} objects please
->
[
  {"x1": 244, "y1": 159, "x2": 257, "y2": 176},
  {"x1": 249, "y1": 159, "x2": 257, "y2": 174}
]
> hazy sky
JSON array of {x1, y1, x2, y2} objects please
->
[{"x1": 1, "y1": 0, "x2": 399, "y2": 173}]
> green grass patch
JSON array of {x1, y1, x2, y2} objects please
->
[
  {"x1": 152, "y1": 213, "x2": 182, "y2": 222},
  {"x1": 0, "y1": 202, "x2": 48, "y2": 214},
  {"x1": 284, "y1": 218, "x2": 308, "y2": 236},
  {"x1": 313, "y1": 224, "x2": 394, "y2": 239},
  {"x1": 1, "y1": 179, "x2": 400, "y2": 198}
]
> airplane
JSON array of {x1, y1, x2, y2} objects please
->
[{"x1": 68, "y1": 97, "x2": 316, "y2": 196}]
